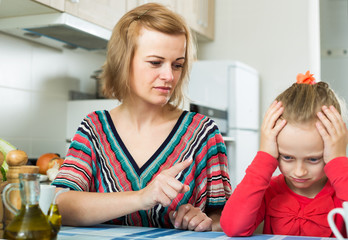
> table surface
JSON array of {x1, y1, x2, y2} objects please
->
[{"x1": 57, "y1": 224, "x2": 336, "y2": 240}]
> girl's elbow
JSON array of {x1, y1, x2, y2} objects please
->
[{"x1": 220, "y1": 217, "x2": 253, "y2": 237}]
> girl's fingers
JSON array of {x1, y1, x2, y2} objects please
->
[
  {"x1": 262, "y1": 101, "x2": 283, "y2": 130},
  {"x1": 328, "y1": 105, "x2": 347, "y2": 132},
  {"x1": 318, "y1": 106, "x2": 345, "y2": 136},
  {"x1": 274, "y1": 118, "x2": 287, "y2": 132},
  {"x1": 322, "y1": 106, "x2": 340, "y2": 128},
  {"x1": 315, "y1": 120, "x2": 329, "y2": 140},
  {"x1": 317, "y1": 111, "x2": 335, "y2": 136}
]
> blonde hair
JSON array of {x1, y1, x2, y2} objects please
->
[
  {"x1": 276, "y1": 82, "x2": 343, "y2": 124},
  {"x1": 100, "y1": 3, "x2": 196, "y2": 108}
]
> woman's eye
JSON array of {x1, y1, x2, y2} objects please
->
[
  {"x1": 172, "y1": 63, "x2": 183, "y2": 70},
  {"x1": 149, "y1": 61, "x2": 162, "y2": 66}
]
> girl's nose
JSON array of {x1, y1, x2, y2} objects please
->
[{"x1": 294, "y1": 161, "x2": 307, "y2": 177}]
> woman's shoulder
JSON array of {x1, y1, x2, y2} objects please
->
[
  {"x1": 80, "y1": 110, "x2": 111, "y2": 128},
  {"x1": 85, "y1": 110, "x2": 108, "y2": 118},
  {"x1": 185, "y1": 111, "x2": 216, "y2": 125}
]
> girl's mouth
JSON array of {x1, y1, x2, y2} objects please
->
[{"x1": 292, "y1": 177, "x2": 309, "y2": 183}]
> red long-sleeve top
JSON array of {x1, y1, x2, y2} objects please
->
[{"x1": 221, "y1": 151, "x2": 348, "y2": 237}]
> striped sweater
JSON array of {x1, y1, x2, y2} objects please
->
[{"x1": 52, "y1": 110, "x2": 232, "y2": 228}]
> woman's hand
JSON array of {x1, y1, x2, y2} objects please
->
[
  {"x1": 139, "y1": 158, "x2": 192, "y2": 210},
  {"x1": 316, "y1": 105, "x2": 348, "y2": 163},
  {"x1": 259, "y1": 101, "x2": 287, "y2": 158},
  {"x1": 169, "y1": 204, "x2": 212, "y2": 231}
]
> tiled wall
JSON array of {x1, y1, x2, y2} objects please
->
[{"x1": 0, "y1": 33, "x2": 105, "y2": 158}]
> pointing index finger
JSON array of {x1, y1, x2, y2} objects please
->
[{"x1": 166, "y1": 158, "x2": 193, "y2": 177}]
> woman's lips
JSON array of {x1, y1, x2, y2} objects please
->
[{"x1": 154, "y1": 86, "x2": 171, "y2": 93}]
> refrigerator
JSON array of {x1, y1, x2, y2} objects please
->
[{"x1": 188, "y1": 60, "x2": 260, "y2": 190}]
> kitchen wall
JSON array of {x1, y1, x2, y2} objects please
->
[
  {"x1": 198, "y1": 0, "x2": 321, "y2": 120},
  {"x1": 0, "y1": 32, "x2": 105, "y2": 158},
  {"x1": 320, "y1": 0, "x2": 348, "y2": 119},
  {"x1": 0, "y1": 0, "x2": 321, "y2": 159}
]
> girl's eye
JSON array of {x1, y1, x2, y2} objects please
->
[
  {"x1": 280, "y1": 155, "x2": 293, "y2": 161},
  {"x1": 307, "y1": 158, "x2": 321, "y2": 163}
]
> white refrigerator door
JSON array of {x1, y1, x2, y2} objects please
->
[
  {"x1": 228, "y1": 63, "x2": 260, "y2": 130},
  {"x1": 226, "y1": 129, "x2": 259, "y2": 190},
  {"x1": 188, "y1": 60, "x2": 259, "y2": 130},
  {"x1": 188, "y1": 61, "x2": 229, "y2": 110}
]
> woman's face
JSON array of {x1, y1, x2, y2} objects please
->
[
  {"x1": 277, "y1": 122, "x2": 327, "y2": 198},
  {"x1": 128, "y1": 27, "x2": 186, "y2": 107}
]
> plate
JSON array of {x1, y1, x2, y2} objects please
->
[{"x1": 39, "y1": 174, "x2": 48, "y2": 182}]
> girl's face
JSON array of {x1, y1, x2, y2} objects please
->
[
  {"x1": 128, "y1": 27, "x2": 186, "y2": 107},
  {"x1": 277, "y1": 122, "x2": 327, "y2": 198}
]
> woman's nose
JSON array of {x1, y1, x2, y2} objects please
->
[{"x1": 160, "y1": 64, "x2": 174, "y2": 81}]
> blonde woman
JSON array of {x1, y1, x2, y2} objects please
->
[{"x1": 53, "y1": 3, "x2": 231, "y2": 232}]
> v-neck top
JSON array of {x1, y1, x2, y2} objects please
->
[{"x1": 52, "y1": 110, "x2": 232, "y2": 228}]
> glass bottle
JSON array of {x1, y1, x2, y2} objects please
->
[
  {"x1": 3, "y1": 173, "x2": 53, "y2": 240},
  {"x1": 47, "y1": 203, "x2": 61, "y2": 237}
]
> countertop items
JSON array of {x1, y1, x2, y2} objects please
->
[{"x1": 57, "y1": 224, "x2": 335, "y2": 240}]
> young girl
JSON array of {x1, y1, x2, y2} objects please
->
[{"x1": 220, "y1": 71, "x2": 348, "y2": 237}]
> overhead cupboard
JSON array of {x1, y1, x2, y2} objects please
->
[
  {"x1": 31, "y1": 0, "x2": 215, "y2": 42},
  {"x1": 126, "y1": 0, "x2": 215, "y2": 41},
  {"x1": 32, "y1": 0, "x2": 127, "y2": 31}
]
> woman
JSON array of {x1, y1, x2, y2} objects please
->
[{"x1": 52, "y1": 3, "x2": 231, "y2": 232}]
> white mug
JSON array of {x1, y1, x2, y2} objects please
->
[
  {"x1": 328, "y1": 201, "x2": 348, "y2": 240},
  {"x1": 39, "y1": 184, "x2": 56, "y2": 214}
]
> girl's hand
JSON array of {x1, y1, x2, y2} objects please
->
[
  {"x1": 139, "y1": 158, "x2": 192, "y2": 210},
  {"x1": 259, "y1": 101, "x2": 287, "y2": 158},
  {"x1": 316, "y1": 105, "x2": 348, "y2": 163},
  {"x1": 169, "y1": 204, "x2": 212, "y2": 231}
]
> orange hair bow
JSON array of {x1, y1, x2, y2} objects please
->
[{"x1": 296, "y1": 70, "x2": 316, "y2": 85}]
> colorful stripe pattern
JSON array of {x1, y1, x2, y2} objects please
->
[{"x1": 52, "y1": 110, "x2": 231, "y2": 228}]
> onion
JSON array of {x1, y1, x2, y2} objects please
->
[
  {"x1": 36, "y1": 153, "x2": 60, "y2": 174},
  {"x1": 6, "y1": 149, "x2": 28, "y2": 166},
  {"x1": 48, "y1": 157, "x2": 64, "y2": 169}
]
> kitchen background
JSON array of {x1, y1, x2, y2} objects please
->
[{"x1": 0, "y1": 0, "x2": 346, "y2": 186}]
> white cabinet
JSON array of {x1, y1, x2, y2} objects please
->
[
  {"x1": 33, "y1": 0, "x2": 127, "y2": 30},
  {"x1": 177, "y1": 0, "x2": 214, "y2": 41},
  {"x1": 126, "y1": 0, "x2": 177, "y2": 12},
  {"x1": 126, "y1": 0, "x2": 215, "y2": 41},
  {"x1": 64, "y1": 0, "x2": 127, "y2": 30},
  {"x1": 33, "y1": 0, "x2": 64, "y2": 11}
]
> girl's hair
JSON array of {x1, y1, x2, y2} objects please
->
[
  {"x1": 276, "y1": 81, "x2": 343, "y2": 124},
  {"x1": 100, "y1": 2, "x2": 196, "y2": 108}
]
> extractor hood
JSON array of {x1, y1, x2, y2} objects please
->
[{"x1": 0, "y1": 12, "x2": 111, "y2": 51}]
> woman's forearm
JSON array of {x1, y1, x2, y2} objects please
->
[{"x1": 56, "y1": 189, "x2": 143, "y2": 226}]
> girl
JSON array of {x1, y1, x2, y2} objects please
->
[
  {"x1": 220, "y1": 71, "x2": 348, "y2": 237},
  {"x1": 52, "y1": 3, "x2": 231, "y2": 232}
]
